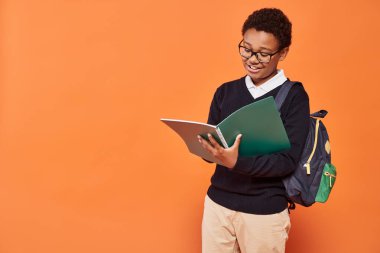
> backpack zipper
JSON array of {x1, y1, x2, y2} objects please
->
[
  {"x1": 304, "y1": 119, "x2": 321, "y2": 175},
  {"x1": 324, "y1": 171, "x2": 336, "y2": 187}
]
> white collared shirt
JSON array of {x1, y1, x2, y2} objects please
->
[{"x1": 245, "y1": 69, "x2": 287, "y2": 99}]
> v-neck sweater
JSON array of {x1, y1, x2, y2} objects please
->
[{"x1": 206, "y1": 76, "x2": 310, "y2": 214}]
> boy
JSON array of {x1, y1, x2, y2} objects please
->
[{"x1": 197, "y1": 8, "x2": 310, "y2": 253}]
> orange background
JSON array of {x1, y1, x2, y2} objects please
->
[{"x1": 1, "y1": 0, "x2": 379, "y2": 252}]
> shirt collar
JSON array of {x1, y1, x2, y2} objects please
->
[{"x1": 245, "y1": 69, "x2": 287, "y2": 92}]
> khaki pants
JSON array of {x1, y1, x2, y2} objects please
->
[{"x1": 202, "y1": 195, "x2": 291, "y2": 253}]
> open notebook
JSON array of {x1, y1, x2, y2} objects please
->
[{"x1": 161, "y1": 96, "x2": 290, "y2": 163}]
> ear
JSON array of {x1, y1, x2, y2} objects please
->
[{"x1": 279, "y1": 47, "x2": 289, "y2": 61}]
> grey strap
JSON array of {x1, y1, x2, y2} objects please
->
[{"x1": 275, "y1": 79, "x2": 302, "y2": 115}]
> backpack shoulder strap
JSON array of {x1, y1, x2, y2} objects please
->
[
  {"x1": 275, "y1": 79, "x2": 302, "y2": 114},
  {"x1": 276, "y1": 80, "x2": 328, "y2": 119}
]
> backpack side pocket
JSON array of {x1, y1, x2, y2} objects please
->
[{"x1": 315, "y1": 163, "x2": 337, "y2": 203}]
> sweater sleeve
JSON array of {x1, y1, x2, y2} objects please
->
[{"x1": 232, "y1": 85, "x2": 310, "y2": 177}]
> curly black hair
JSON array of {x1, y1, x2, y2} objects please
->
[{"x1": 242, "y1": 8, "x2": 292, "y2": 50}]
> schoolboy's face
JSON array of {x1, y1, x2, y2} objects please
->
[{"x1": 241, "y1": 28, "x2": 289, "y2": 86}]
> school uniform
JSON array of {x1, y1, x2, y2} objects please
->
[{"x1": 202, "y1": 69, "x2": 310, "y2": 253}]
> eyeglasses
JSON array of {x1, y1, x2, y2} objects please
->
[{"x1": 238, "y1": 39, "x2": 281, "y2": 63}]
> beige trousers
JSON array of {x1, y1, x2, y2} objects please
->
[{"x1": 202, "y1": 195, "x2": 291, "y2": 253}]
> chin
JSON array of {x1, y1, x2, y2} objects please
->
[
  {"x1": 247, "y1": 73, "x2": 261, "y2": 80},
  {"x1": 249, "y1": 73, "x2": 273, "y2": 86}
]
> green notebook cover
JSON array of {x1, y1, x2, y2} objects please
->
[
  {"x1": 216, "y1": 96, "x2": 290, "y2": 156},
  {"x1": 161, "y1": 96, "x2": 290, "y2": 163}
]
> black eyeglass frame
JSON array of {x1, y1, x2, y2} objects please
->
[{"x1": 238, "y1": 39, "x2": 282, "y2": 63}]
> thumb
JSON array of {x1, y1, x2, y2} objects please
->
[{"x1": 233, "y1": 134, "x2": 242, "y2": 148}]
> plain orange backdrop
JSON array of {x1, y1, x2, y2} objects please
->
[{"x1": 1, "y1": 0, "x2": 379, "y2": 252}]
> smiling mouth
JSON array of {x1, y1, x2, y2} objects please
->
[
  {"x1": 248, "y1": 64, "x2": 262, "y2": 70},
  {"x1": 246, "y1": 64, "x2": 264, "y2": 73}
]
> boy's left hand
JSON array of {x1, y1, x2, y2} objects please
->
[{"x1": 197, "y1": 133, "x2": 242, "y2": 169}]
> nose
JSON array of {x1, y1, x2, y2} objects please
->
[{"x1": 247, "y1": 53, "x2": 260, "y2": 65}]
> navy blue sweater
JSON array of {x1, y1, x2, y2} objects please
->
[{"x1": 206, "y1": 76, "x2": 310, "y2": 214}]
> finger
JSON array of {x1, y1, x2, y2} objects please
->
[
  {"x1": 198, "y1": 135, "x2": 211, "y2": 146},
  {"x1": 198, "y1": 135, "x2": 216, "y2": 154},
  {"x1": 207, "y1": 133, "x2": 223, "y2": 150},
  {"x1": 232, "y1": 134, "x2": 243, "y2": 148}
]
